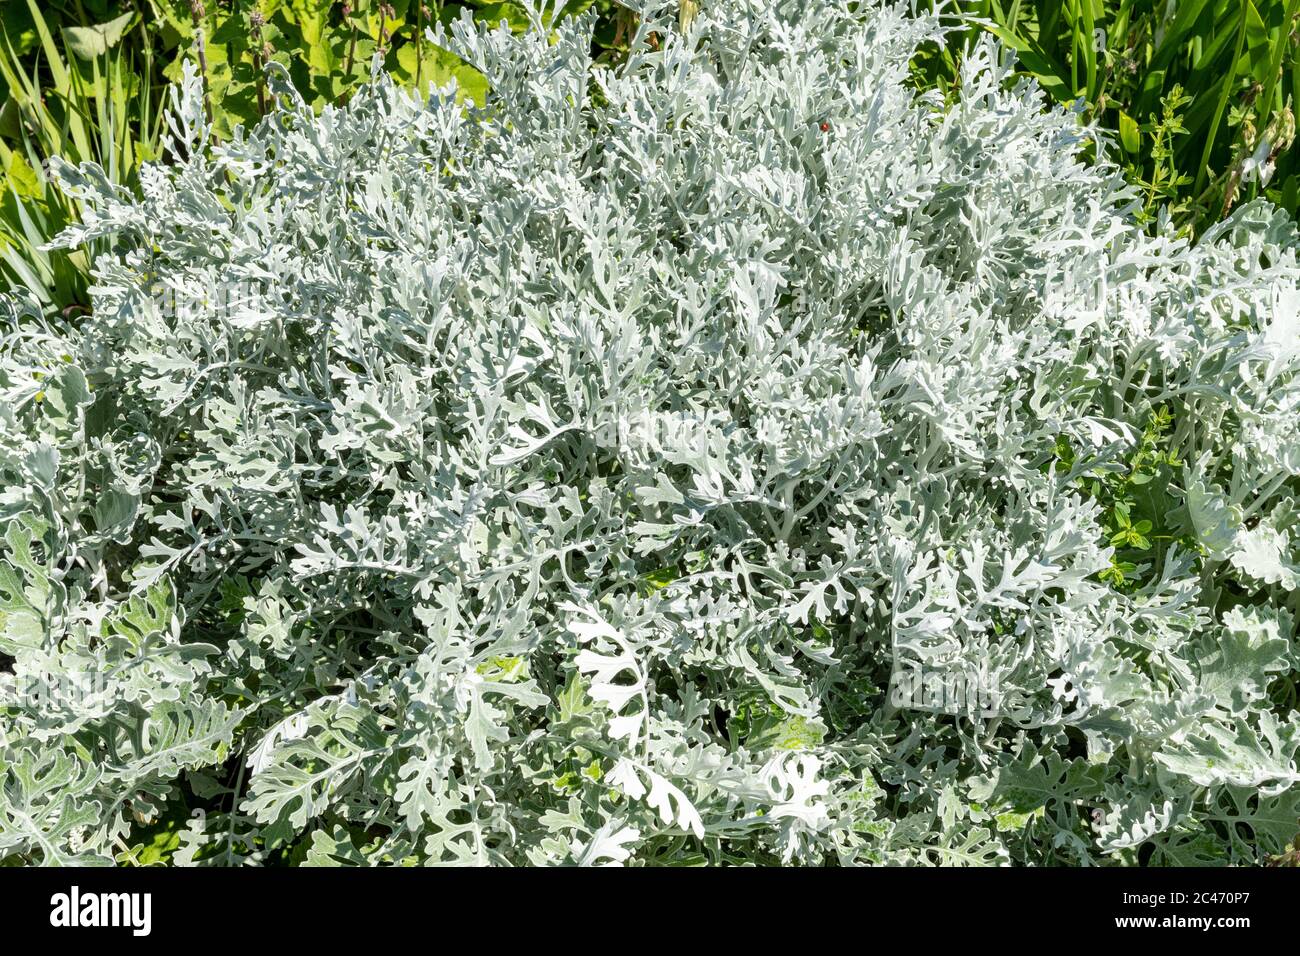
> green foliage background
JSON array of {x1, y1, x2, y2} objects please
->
[
  {"x1": 0, "y1": 0, "x2": 627, "y2": 310},
  {"x1": 917, "y1": 1, "x2": 1300, "y2": 233},
  {"x1": 5, "y1": 1, "x2": 1299, "y2": 310}
]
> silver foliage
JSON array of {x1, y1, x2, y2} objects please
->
[{"x1": 1, "y1": 0, "x2": 1298, "y2": 865}]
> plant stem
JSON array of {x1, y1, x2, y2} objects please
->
[{"x1": 189, "y1": 0, "x2": 213, "y2": 125}]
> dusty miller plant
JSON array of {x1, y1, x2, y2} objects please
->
[{"x1": 1, "y1": 0, "x2": 1298, "y2": 866}]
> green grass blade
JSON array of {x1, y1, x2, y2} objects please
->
[{"x1": 1194, "y1": 0, "x2": 1249, "y2": 195}]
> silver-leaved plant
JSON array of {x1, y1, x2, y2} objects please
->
[{"x1": 1, "y1": 0, "x2": 1298, "y2": 866}]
